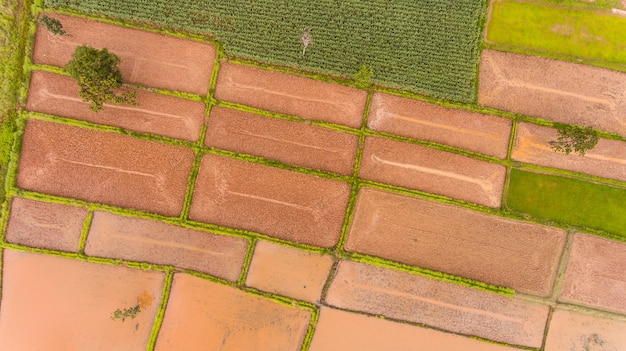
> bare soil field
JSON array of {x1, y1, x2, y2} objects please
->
[
  {"x1": 326, "y1": 260, "x2": 548, "y2": 348},
  {"x1": 512, "y1": 123, "x2": 626, "y2": 182},
  {"x1": 214, "y1": 63, "x2": 368, "y2": 128},
  {"x1": 27, "y1": 70, "x2": 206, "y2": 141},
  {"x1": 205, "y1": 107, "x2": 358, "y2": 175},
  {"x1": 345, "y1": 187, "x2": 567, "y2": 296},
  {"x1": 368, "y1": 92, "x2": 512, "y2": 158},
  {"x1": 359, "y1": 136, "x2": 506, "y2": 208},
  {"x1": 189, "y1": 154, "x2": 351, "y2": 247},
  {"x1": 33, "y1": 13, "x2": 216, "y2": 94},
  {"x1": 17, "y1": 119, "x2": 195, "y2": 217},
  {"x1": 479, "y1": 50, "x2": 626, "y2": 137}
]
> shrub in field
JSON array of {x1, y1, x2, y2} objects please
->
[
  {"x1": 64, "y1": 45, "x2": 137, "y2": 112},
  {"x1": 39, "y1": 14, "x2": 66, "y2": 35},
  {"x1": 549, "y1": 124, "x2": 599, "y2": 156}
]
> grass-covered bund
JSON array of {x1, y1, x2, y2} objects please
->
[
  {"x1": 44, "y1": 0, "x2": 487, "y2": 103},
  {"x1": 507, "y1": 169, "x2": 626, "y2": 239}
]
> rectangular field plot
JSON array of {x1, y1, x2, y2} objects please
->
[
  {"x1": 44, "y1": 0, "x2": 487, "y2": 103},
  {"x1": 506, "y1": 169, "x2": 626, "y2": 238},
  {"x1": 486, "y1": 0, "x2": 626, "y2": 71}
]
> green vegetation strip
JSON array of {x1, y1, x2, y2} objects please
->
[
  {"x1": 507, "y1": 169, "x2": 626, "y2": 238},
  {"x1": 487, "y1": 0, "x2": 626, "y2": 71},
  {"x1": 44, "y1": 0, "x2": 486, "y2": 103}
]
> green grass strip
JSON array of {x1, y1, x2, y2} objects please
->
[
  {"x1": 77, "y1": 210, "x2": 93, "y2": 254},
  {"x1": 146, "y1": 269, "x2": 174, "y2": 351},
  {"x1": 299, "y1": 305, "x2": 319, "y2": 351},
  {"x1": 507, "y1": 169, "x2": 626, "y2": 239},
  {"x1": 487, "y1": 0, "x2": 626, "y2": 72},
  {"x1": 237, "y1": 237, "x2": 256, "y2": 287},
  {"x1": 44, "y1": 0, "x2": 486, "y2": 103}
]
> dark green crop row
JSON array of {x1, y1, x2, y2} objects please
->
[{"x1": 44, "y1": 0, "x2": 487, "y2": 103}]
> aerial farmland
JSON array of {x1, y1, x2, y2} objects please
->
[{"x1": 0, "y1": 0, "x2": 625, "y2": 349}]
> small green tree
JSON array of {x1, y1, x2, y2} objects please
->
[
  {"x1": 39, "y1": 14, "x2": 66, "y2": 35},
  {"x1": 549, "y1": 124, "x2": 599, "y2": 156},
  {"x1": 64, "y1": 45, "x2": 137, "y2": 112}
]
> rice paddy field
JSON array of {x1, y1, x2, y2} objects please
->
[{"x1": 44, "y1": 0, "x2": 487, "y2": 103}]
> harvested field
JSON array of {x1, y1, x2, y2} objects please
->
[
  {"x1": 17, "y1": 119, "x2": 195, "y2": 217},
  {"x1": 214, "y1": 63, "x2": 367, "y2": 128},
  {"x1": 205, "y1": 107, "x2": 358, "y2": 175},
  {"x1": 479, "y1": 50, "x2": 626, "y2": 137},
  {"x1": 27, "y1": 70, "x2": 206, "y2": 141},
  {"x1": 345, "y1": 187, "x2": 567, "y2": 295},
  {"x1": 326, "y1": 260, "x2": 549, "y2": 347},
  {"x1": 33, "y1": 13, "x2": 216, "y2": 94},
  {"x1": 512, "y1": 123, "x2": 626, "y2": 182},
  {"x1": 85, "y1": 211, "x2": 249, "y2": 281},
  {"x1": 368, "y1": 92, "x2": 512, "y2": 158},
  {"x1": 359, "y1": 136, "x2": 506, "y2": 207},
  {"x1": 189, "y1": 154, "x2": 351, "y2": 247}
]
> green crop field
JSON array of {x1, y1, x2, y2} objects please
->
[
  {"x1": 487, "y1": 0, "x2": 626, "y2": 71},
  {"x1": 44, "y1": 0, "x2": 487, "y2": 103},
  {"x1": 506, "y1": 169, "x2": 626, "y2": 238}
]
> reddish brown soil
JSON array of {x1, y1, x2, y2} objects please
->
[
  {"x1": 368, "y1": 92, "x2": 512, "y2": 158},
  {"x1": 512, "y1": 122, "x2": 626, "y2": 182},
  {"x1": 479, "y1": 50, "x2": 626, "y2": 138},
  {"x1": 214, "y1": 63, "x2": 368, "y2": 128},
  {"x1": 359, "y1": 136, "x2": 507, "y2": 208},
  {"x1": 17, "y1": 119, "x2": 195, "y2": 217},
  {"x1": 33, "y1": 13, "x2": 215, "y2": 95},
  {"x1": 85, "y1": 211, "x2": 249, "y2": 281},
  {"x1": 326, "y1": 260, "x2": 549, "y2": 347},
  {"x1": 0, "y1": 250, "x2": 164, "y2": 350},
  {"x1": 559, "y1": 234, "x2": 626, "y2": 315},
  {"x1": 310, "y1": 307, "x2": 520, "y2": 351},
  {"x1": 188, "y1": 154, "x2": 351, "y2": 247},
  {"x1": 246, "y1": 241, "x2": 334, "y2": 303},
  {"x1": 27, "y1": 70, "x2": 206, "y2": 141},
  {"x1": 155, "y1": 273, "x2": 310, "y2": 351},
  {"x1": 5, "y1": 197, "x2": 88, "y2": 252},
  {"x1": 345, "y1": 187, "x2": 567, "y2": 296},
  {"x1": 205, "y1": 107, "x2": 359, "y2": 175}
]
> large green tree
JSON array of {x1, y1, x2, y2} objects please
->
[
  {"x1": 64, "y1": 45, "x2": 136, "y2": 112},
  {"x1": 549, "y1": 124, "x2": 599, "y2": 156}
]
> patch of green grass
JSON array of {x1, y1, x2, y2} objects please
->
[
  {"x1": 44, "y1": 0, "x2": 487, "y2": 103},
  {"x1": 506, "y1": 169, "x2": 626, "y2": 238},
  {"x1": 534, "y1": 0, "x2": 623, "y2": 10},
  {"x1": 0, "y1": 0, "x2": 30, "y2": 207},
  {"x1": 487, "y1": 0, "x2": 626, "y2": 71}
]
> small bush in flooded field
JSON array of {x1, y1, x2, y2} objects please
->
[
  {"x1": 64, "y1": 45, "x2": 137, "y2": 112},
  {"x1": 39, "y1": 14, "x2": 66, "y2": 35}
]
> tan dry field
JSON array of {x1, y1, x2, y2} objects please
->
[
  {"x1": 17, "y1": 119, "x2": 195, "y2": 217},
  {"x1": 325, "y1": 260, "x2": 548, "y2": 348},
  {"x1": 188, "y1": 154, "x2": 351, "y2": 248},
  {"x1": 513, "y1": 122, "x2": 626, "y2": 182},
  {"x1": 33, "y1": 13, "x2": 215, "y2": 95},
  {"x1": 345, "y1": 187, "x2": 567, "y2": 296},
  {"x1": 479, "y1": 50, "x2": 626, "y2": 137},
  {"x1": 359, "y1": 136, "x2": 507, "y2": 208},
  {"x1": 205, "y1": 106, "x2": 359, "y2": 175},
  {"x1": 27, "y1": 70, "x2": 206, "y2": 141},
  {"x1": 368, "y1": 92, "x2": 512, "y2": 158},
  {"x1": 214, "y1": 63, "x2": 368, "y2": 128}
]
